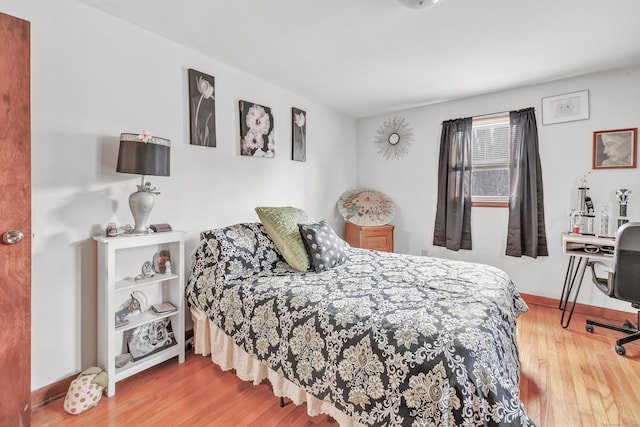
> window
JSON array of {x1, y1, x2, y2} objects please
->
[{"x1": 471, "y1": 114, "x2": 510, "y2": 206}]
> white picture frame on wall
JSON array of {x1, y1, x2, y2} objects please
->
[{"x1": 541, "y1": 90, "x2": 589, "y2": 125}]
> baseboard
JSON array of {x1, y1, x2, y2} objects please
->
[
  {"x1": 31, "y1": 376, "x2": 71, "y2": 409},
  {"x1": 520, "y1": 292, "x2": 634, "y2": 324}
]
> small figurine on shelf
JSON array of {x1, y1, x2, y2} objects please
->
[
  {"x1": 114, "y1": 308, "x2": 130, "y2": 328},
  {"x1": 616, "y1": 188, "x2": 631, "y2": 228},
  {"x1": 153, "y1": 250, "x2": 171, "y2": 274},
  {"x1": 114, "y1": 291, "x2": 148, "y2": 327},
  {"x1": 164, "y1": 260, "x2": 172, "y2": 275},
  {"x1": 106, "y1": 222, "x2": 118, "y2": 237}
]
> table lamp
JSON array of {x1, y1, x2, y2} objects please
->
[{"x1": 116, "y1": 132, "x2": 170, "y2": 234}]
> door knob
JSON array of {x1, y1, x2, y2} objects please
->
[{"x1": 2, "y1": 230, "x2": 24, "y2": 245}]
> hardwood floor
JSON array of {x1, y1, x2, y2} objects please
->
[
  {"x1": 518, "y1": 302, "x2": 640, "y2": 427},
  {"x1": 31, "y1": 302, "x2": 640, "y2": 427}
]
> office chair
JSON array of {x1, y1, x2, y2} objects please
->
[{"x1": 586, "y1": 222, "x2": 640, "y2": 355}]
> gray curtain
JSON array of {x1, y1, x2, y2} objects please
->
[
  {"x1": 506, "y1": 108, "x2": 548, "y2": 257},
  {"x1": 433, "y1": 117, "x2": 473, "y2": 251}
]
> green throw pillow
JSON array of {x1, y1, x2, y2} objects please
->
[{"x1": 255, "y1": 206, "x2": 315, "y2": 271}]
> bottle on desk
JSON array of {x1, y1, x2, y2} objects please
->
[
  {"x1": 570, "y1": 209, "x2": 594, "y2": 234},
  {"x1": 600, "y1": 204, "x2": 609, "y2": 237}
]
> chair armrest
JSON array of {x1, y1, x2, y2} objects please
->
[
  {"x1": 588, "y1": 260, "x2": 615, "y2": 296},
  {"x1": 590, "y1": 260, "x2": 614, "y2": 274}
]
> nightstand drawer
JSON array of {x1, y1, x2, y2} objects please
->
[
  {"x1": 363, "y1": 234, "x2": 391, "y2": 250},
  {"x1": 344, "y1": 222, "x2": 394, "y2": 252}
]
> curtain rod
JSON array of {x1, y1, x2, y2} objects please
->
[
  {"x1": 474, "y1": 111, "x2": 509, "y2": 119},
  {"x1": 474, "y1": 107, "x2": 535, "y2": 119},
  {"x1": 442, "y1": 107, "x2": 536, "y2": 124}
]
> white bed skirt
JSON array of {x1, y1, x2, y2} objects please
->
[{"x1": 190, "y1": 306, "x2": 363, "y2": 427}]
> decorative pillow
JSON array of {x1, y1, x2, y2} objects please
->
[
  {"x1": 255, "y1": 206, "x2": 316, "y2": 271},
  {"x1": 298, "y1": 220, "x2": 350, "y2": 273},
  {"x1": 200, "y1": 222, "x2": 283, "y2": 279}
]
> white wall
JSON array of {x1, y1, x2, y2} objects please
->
[
  {"x1": 0, "y1": 0, "x2": 357, "y2": 390},
  {"x1": 356, "y1": 65, "x2": 640, "y2": 313}
]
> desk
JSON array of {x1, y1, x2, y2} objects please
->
[{"x1": 560, "y1": 233, "x2": 615, "y2": 328}]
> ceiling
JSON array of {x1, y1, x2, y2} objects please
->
[{"x1": 78, "y1": 0, "x2": 640, "y2": 118}]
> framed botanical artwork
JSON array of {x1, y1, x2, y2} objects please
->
[
  {"x1": 188, "y1": 69, "x2": 216, "y2": 147},
  {"x1": 592, "y1": 128, "x2": 637, "y2": 169},
  {"x1": 292, "y1": 107, "x2": 306, "y2": 162},
  {"x1": 541, "y1": 90, "x2": 589, "y2": 125},
  {"x1": 239, "y1": 100, "x2": 274, "y2": 157}
]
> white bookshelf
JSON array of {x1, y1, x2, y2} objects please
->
[{"x1": 94, "y1": 231, "x2": 185, "y2": 396}]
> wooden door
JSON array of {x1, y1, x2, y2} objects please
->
[{"x1": 0, "y1": 11, "x2": 31, "y2": 427}]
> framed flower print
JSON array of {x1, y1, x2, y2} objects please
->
[
  {"x1": 239, "y1": 100, "x2": 274, "y2": 158},
  {"x1": 188, "y1": 69, "x2": 216, "y2": 147},
  {"x1": 292, "y1": 107, "x2": 306, "y2": 162}
]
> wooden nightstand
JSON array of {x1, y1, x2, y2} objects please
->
[{"x1": 344, "y1": 222, "x2": 394, "y2": 252}]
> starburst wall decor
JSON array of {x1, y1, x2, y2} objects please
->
[{"x1": 374, "y1": 117, "x2": 414, "y2": 160}]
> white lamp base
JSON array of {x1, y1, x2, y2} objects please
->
[{"x1": 129, "y1": 190, "x2": 155, "y2": 234}]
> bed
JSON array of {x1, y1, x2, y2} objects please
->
[{"x1": 186, "y1": 219, "x2": 534, "y2": 426}]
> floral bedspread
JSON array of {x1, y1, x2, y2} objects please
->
[{"x1": 187, "y1": 238, "x2": 534, "y2": 426}]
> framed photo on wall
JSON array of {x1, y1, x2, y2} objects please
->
[
  {"x1": 239, "y1": 100, "x2": 274, "y2": 157},
  {"x1": 188, "y1": 69, "x2": 216, "y2": 147},
  {"x1": 292, "y1": 107, "x2": 306, "y2": 162},
  {"x1": 592, "y1": 128, "x2": 637, "y2": 169},
  {"x1": 541, "y1": 90, "x2": 589, "y2": 125}
]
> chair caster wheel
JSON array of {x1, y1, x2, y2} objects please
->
[
  {"x1": 615, "y1": 344, "x2": 626, "y2": 356},
  {"x1": 586, "y1": 324, "x2": 594, "y2": 333}
]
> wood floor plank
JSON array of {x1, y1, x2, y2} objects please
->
[{"x1": 31, "y1": 302, "x2": 640, "y2": 426}]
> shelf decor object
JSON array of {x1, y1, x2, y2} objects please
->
[
  {"x1": 127, "y1": 317, "x2": 176, "y2": 362},
  {"x1": 114, "y1": 291, "x2": 147, "y2": 328},
  {"x1": 337, "y1": 188, "x2": 396, "y2": 226},
  {"x1": 116, "y1": 132, "x2": 171, "y2": 234}
]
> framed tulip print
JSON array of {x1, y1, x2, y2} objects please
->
[
  {"x1": 292, "y1": 107, "x2": 306, "y2": 162},
  {"x1": 188, "y1": 68, "x2": 216, "y2": 147}
]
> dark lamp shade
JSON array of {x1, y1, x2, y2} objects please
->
[{"x1": 116, "y1": 133, "x2": 171, "y2": 176}]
